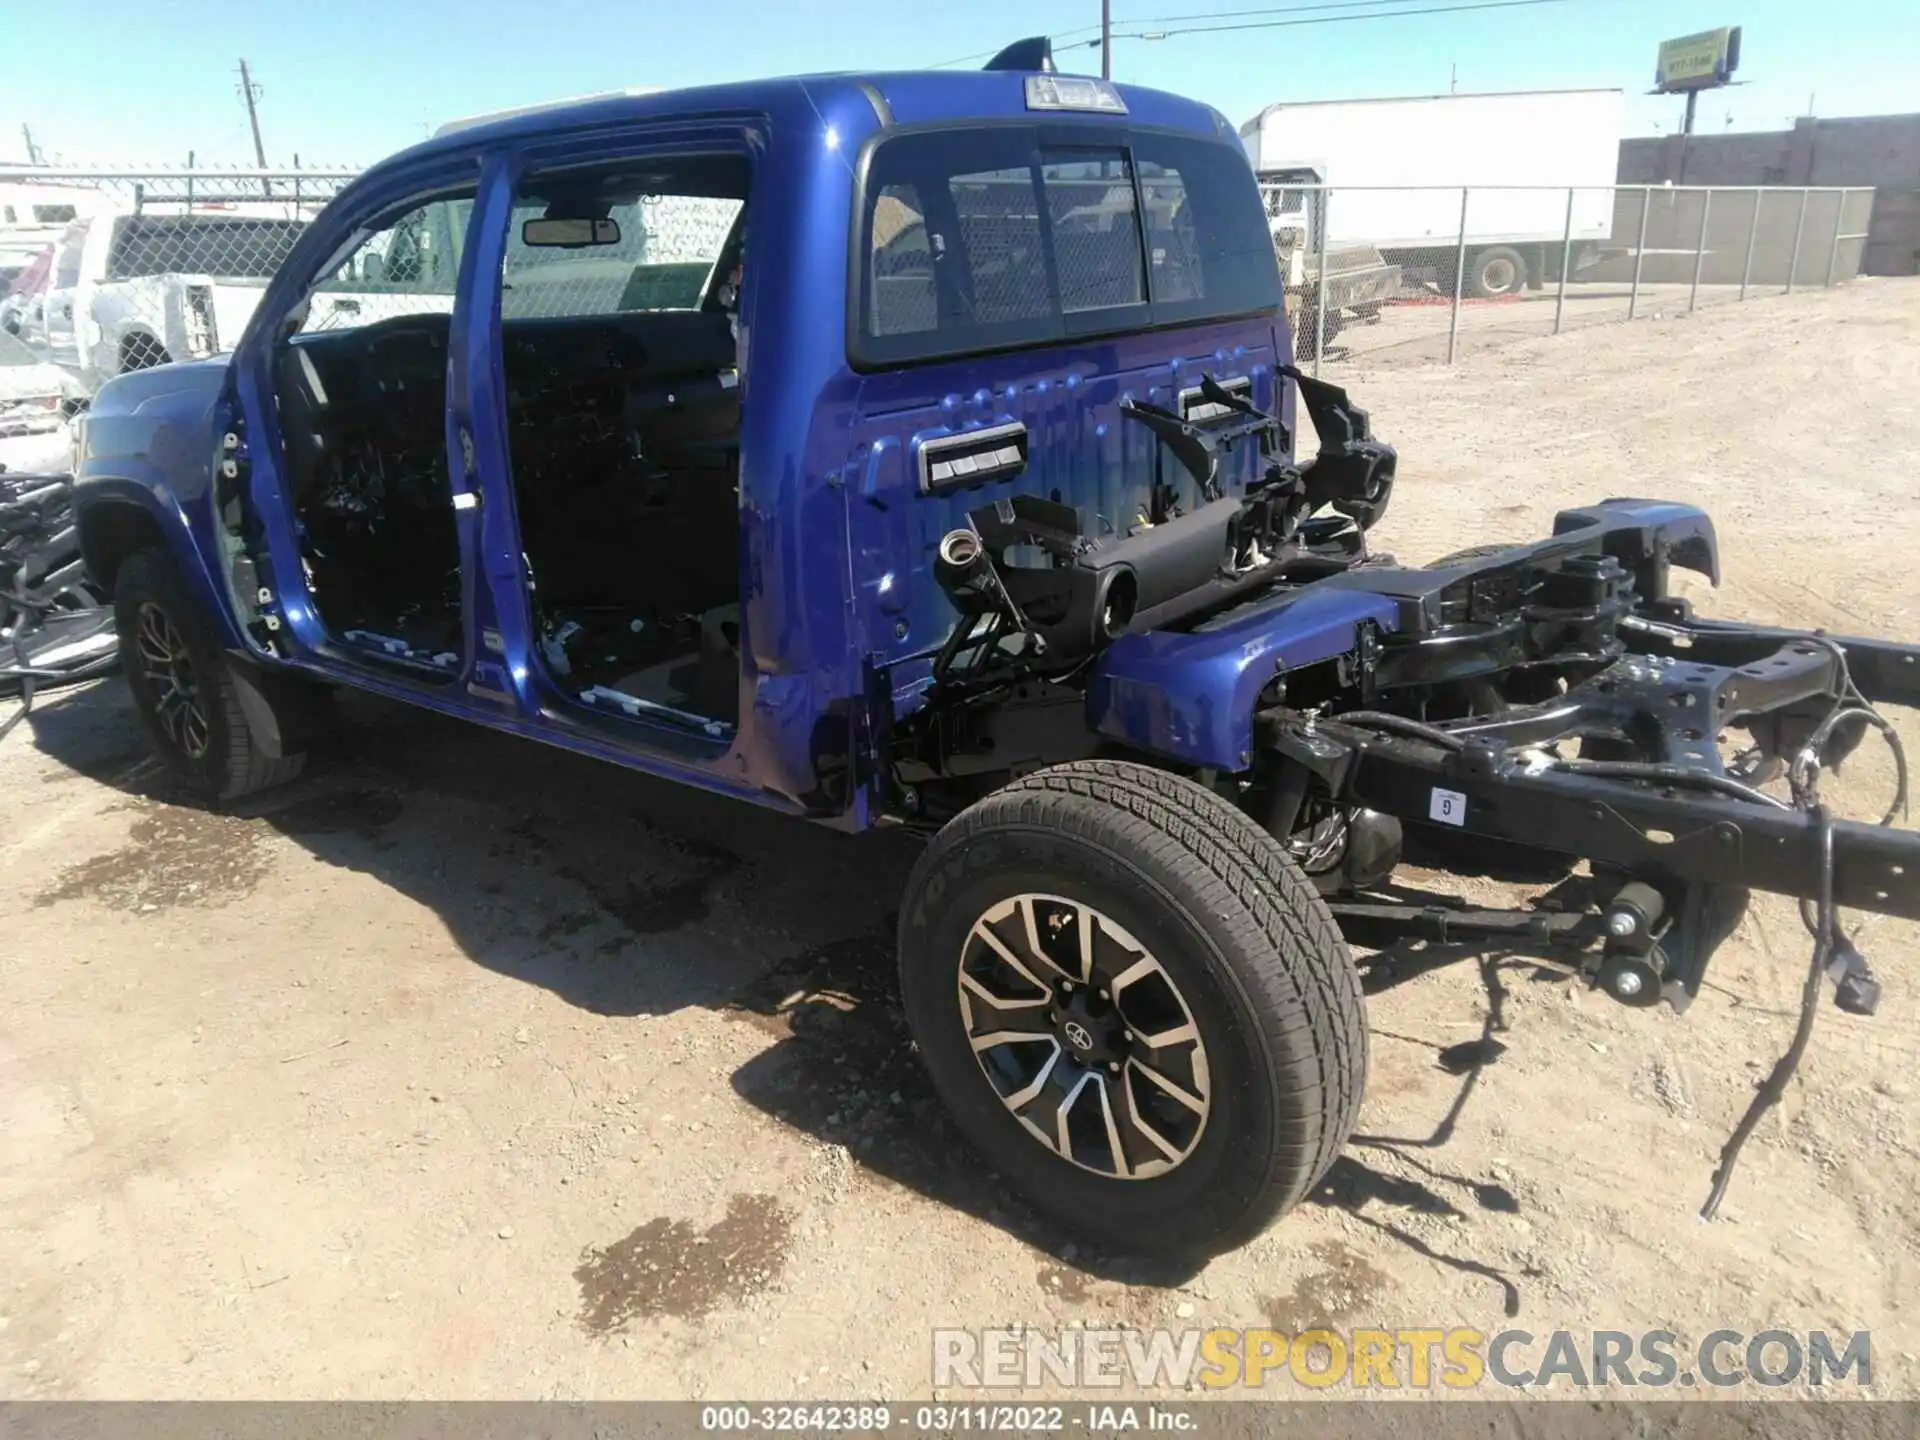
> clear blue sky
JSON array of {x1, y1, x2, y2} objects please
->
[{"x1": 8, "y1": 0, "x2": 1913, "y2": 167}]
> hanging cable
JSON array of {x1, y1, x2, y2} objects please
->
[{"x1": 1701, "y1": 804, "x2": 1834, "y2": 1220}]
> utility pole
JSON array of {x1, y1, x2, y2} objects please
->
[
  {"x1": 1101, "y1": 0, "x2": 1112, "y2": 79},
  {"x1": 21, "y1": 123, "x2": 44, "y2": 166},
  {"x1": 237, "y1": 59, "x2": 272, "y2": 197}
]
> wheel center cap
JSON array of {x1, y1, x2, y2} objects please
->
[{"x1": 1055, "y1": 994, "x2": 1123, "y2": 1064}]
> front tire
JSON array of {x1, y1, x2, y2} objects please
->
[
  {"x1": 115, "y1": 548, "x2": 305, "y2": 802},
  {"x1": 898, "y1": 760, "x2": 1367, "y2": 1256}
]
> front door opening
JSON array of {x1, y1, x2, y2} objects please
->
[
  {"x1": 271, "y1": 192, "x2": 472, "y2": 673},
  {"x1": 500, "y1": 155, "x2": 748, "y2": 734}
]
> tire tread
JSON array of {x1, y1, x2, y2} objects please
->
[
  {"x1": 116, "y1": 548, "x2": 305, "y2": 802},
  {"x1": 902, "y1": 759, "x2": 1367, "y2": 1249}
]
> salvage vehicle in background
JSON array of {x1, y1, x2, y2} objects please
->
[
  {"x1": 0, "y1": 179, "x2": 104, "y2": 274},
  {"x1": 36, "y1": 208, "x2": 309, "y2": 387},
  {"x1": 68, "y1": 42, "x2": 1919, "y2": 1256},
  {"x1": 0, "y1": 328, "x2": 84, "y2": 452},
  {"x1": 1258, "y1": 169, "x2": 1400, "y2": 359},
  {"x1": 1, "y1": 246, "x2": 53, "y2": 337},
  {"x1": 1243, "y1": 89, "x2": 1623, "y2": 298}
]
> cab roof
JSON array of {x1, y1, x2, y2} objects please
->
[{"x1": 400, "y1": 70, "x2": 1233, "y2": 165}]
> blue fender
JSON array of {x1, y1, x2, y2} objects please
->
[{"x1": 1088, "y1": 586, "x2": 1402, "y2": 771}]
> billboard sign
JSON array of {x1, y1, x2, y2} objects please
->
[{"x1": 1655, "y1": 26, "x2": 1742, "y2": 93}]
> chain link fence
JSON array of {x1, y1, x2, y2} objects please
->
[
  {"x1": 0, "y1": 168, "x2": 1879, "y2": 396},
  {"x1": 1, "y1": 169, "x2": 356, "y2": 389},
  {"x1": 1262, "y1": 182, "x2": 1875, "y2": 374},
  {"x1": 1, "y1": 167, "x2": 744, "y2": 394}
]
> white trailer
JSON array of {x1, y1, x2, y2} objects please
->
[{"x1": 1240, "y1": 88, "x2": 1625, "y2": 298}]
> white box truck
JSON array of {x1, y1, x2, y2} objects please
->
[{"x1": 1240, "y1": 88, "x2": 1625, "y2": 299}]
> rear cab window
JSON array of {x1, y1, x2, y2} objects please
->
[{"x1": 855, "y1": 125, "x2": 1280, "y2": 367}]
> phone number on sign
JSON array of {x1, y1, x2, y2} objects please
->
[{"x1": 699, "y1": 1405, "x2": 1074, "y2": 1432}]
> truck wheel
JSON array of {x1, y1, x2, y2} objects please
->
[
  {"x1": 119, "y1": 334, "x2": 172, "y2": 372},
  {"x1": 114, "y1": 548, "x2": 306, "y2": 801},
  {"x1": 898, "y1": 760, "x2": 1367, "y2": 1256},
  {"x1": 1291, "y1": 305, "x2": 1342, "y2": 362},
  {"x1": 1464, "y1": 246, "x2": 1528, "y2": 299}
]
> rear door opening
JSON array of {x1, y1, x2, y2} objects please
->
[{"x1": 493, "y1": 153, "x2": 750, "y2": 735}]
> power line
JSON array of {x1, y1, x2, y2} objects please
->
[
  {"x1": 934, "y1": 0, "x2": 1583, "y2": 67},
  {"x1": 1120, "y1": 0, "x2": 1479, "y2": 24},
  {"x1": 1103, "y1": 0, "x2": 1580, "y2": 45}
]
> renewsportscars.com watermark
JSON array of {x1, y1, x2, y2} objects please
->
[{"x1": 933, "y1": 1327, "x2": 1873, "y2": 1391}]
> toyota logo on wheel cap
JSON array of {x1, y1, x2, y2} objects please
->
[{"x1": 1062, "y1": 1020, "x2": 1096, "y2": 1052}]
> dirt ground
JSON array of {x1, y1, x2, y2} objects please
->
[{"x1": 2, "y1": 278, "x2": 1916, "y2": 1403}]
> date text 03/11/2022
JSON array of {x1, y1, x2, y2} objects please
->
[{"x1": 697, "y1": 1404, "x2": 1197, "y2": 1432}]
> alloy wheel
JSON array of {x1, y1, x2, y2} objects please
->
[
  {"x1": 956, "y1": 893, "x2": 1212, "y2": 1180},
  {"x1": 134, "y1": 602, "x2": 210, "y2": 759}
]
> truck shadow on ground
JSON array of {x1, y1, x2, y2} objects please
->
[
  {"x1": 726, "y1": 933, "x2": 1539, "y2": 1305},
  {"x1": 26, "y1": 681, "x2": 923, "y2": 1019},
  {"x1": 28, "y1": 680, "x2": 1535, "y2": 1304}
]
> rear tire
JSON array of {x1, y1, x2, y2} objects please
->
[
  {"x1": 114, "y1": 548, "x2": 305, "y2": 802},
  {"x1": 1464, "y1": 245, "x2": 1528, "y2": 299},
  {"x1": 898, "y1": 760, "x2": 1367, "y2": 1257}
]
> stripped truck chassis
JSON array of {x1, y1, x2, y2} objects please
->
[{"x1": 903, "y1": 368, "x2": 1918, "y2": 1042}]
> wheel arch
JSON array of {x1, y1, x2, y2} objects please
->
[
  {"x1": 116, "y1": 328, "x2": 173, "y2": 372},
  {"x1": 76, "y1": 493, "x2": 167, "y2": 599},
  {"x1": 75, "y1": 487, "x2": 242, "y2": 648}
]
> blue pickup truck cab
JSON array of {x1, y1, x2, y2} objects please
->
[
  {"x1": 76, "y1": 50, "x2": 1349, "y2": 1254},
  {"x1": 72, "y1": 42, "x2": 1920, "y2": 1252}
]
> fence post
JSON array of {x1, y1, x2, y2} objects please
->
[
  {"x1": 1313, "y1": 185, "x2": 1330, "y2": 379},
  {"x1": 1446, "y1": 186, "x2": 1468, "y2": 366},
  {"x1": 1786, "y1": 187, "x2": 1809, "y2": 293},
  {"x1": 1824, "y1": 189, "x2": 1847, "y2": 286},
  {"x1": 186, "y1": 152, "x2": 194, "y2": 211},
  {"x1": 1740, "y1": 188, "x2": 1760, "y2": 300},
  {"x1": 1553, "y1": 186, "x2": 1575, "y2": 336},
  {"x1": 1628, "y1": 186, "x2": 1651, "y2": 320},
  {"x1": 1688, "y1": 188, "x2": 1712, "y2": 313}
]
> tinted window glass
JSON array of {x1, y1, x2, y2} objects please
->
[
  {"x1": 868, "y1": 184, "x2": 937, "y2": 336},
  {"x1": 1130, "y1": 135, "x2": 1281, "y2": 323},
  {"x1": 1042, "y1": 153, "x2": 1145, "y2": 313},
  {"x1": 105, "y1": 217, "x2": 308, "y2": 280},
  {"x1": 1136, "y1": 161, "x2": 1202, "y2": 304},
  {"x1": 857, "y1": 127, "x2": 1277, "y2": 365},
  {"x1": 950, "y1": 165, "x2": 1050, "y2": 326}
]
